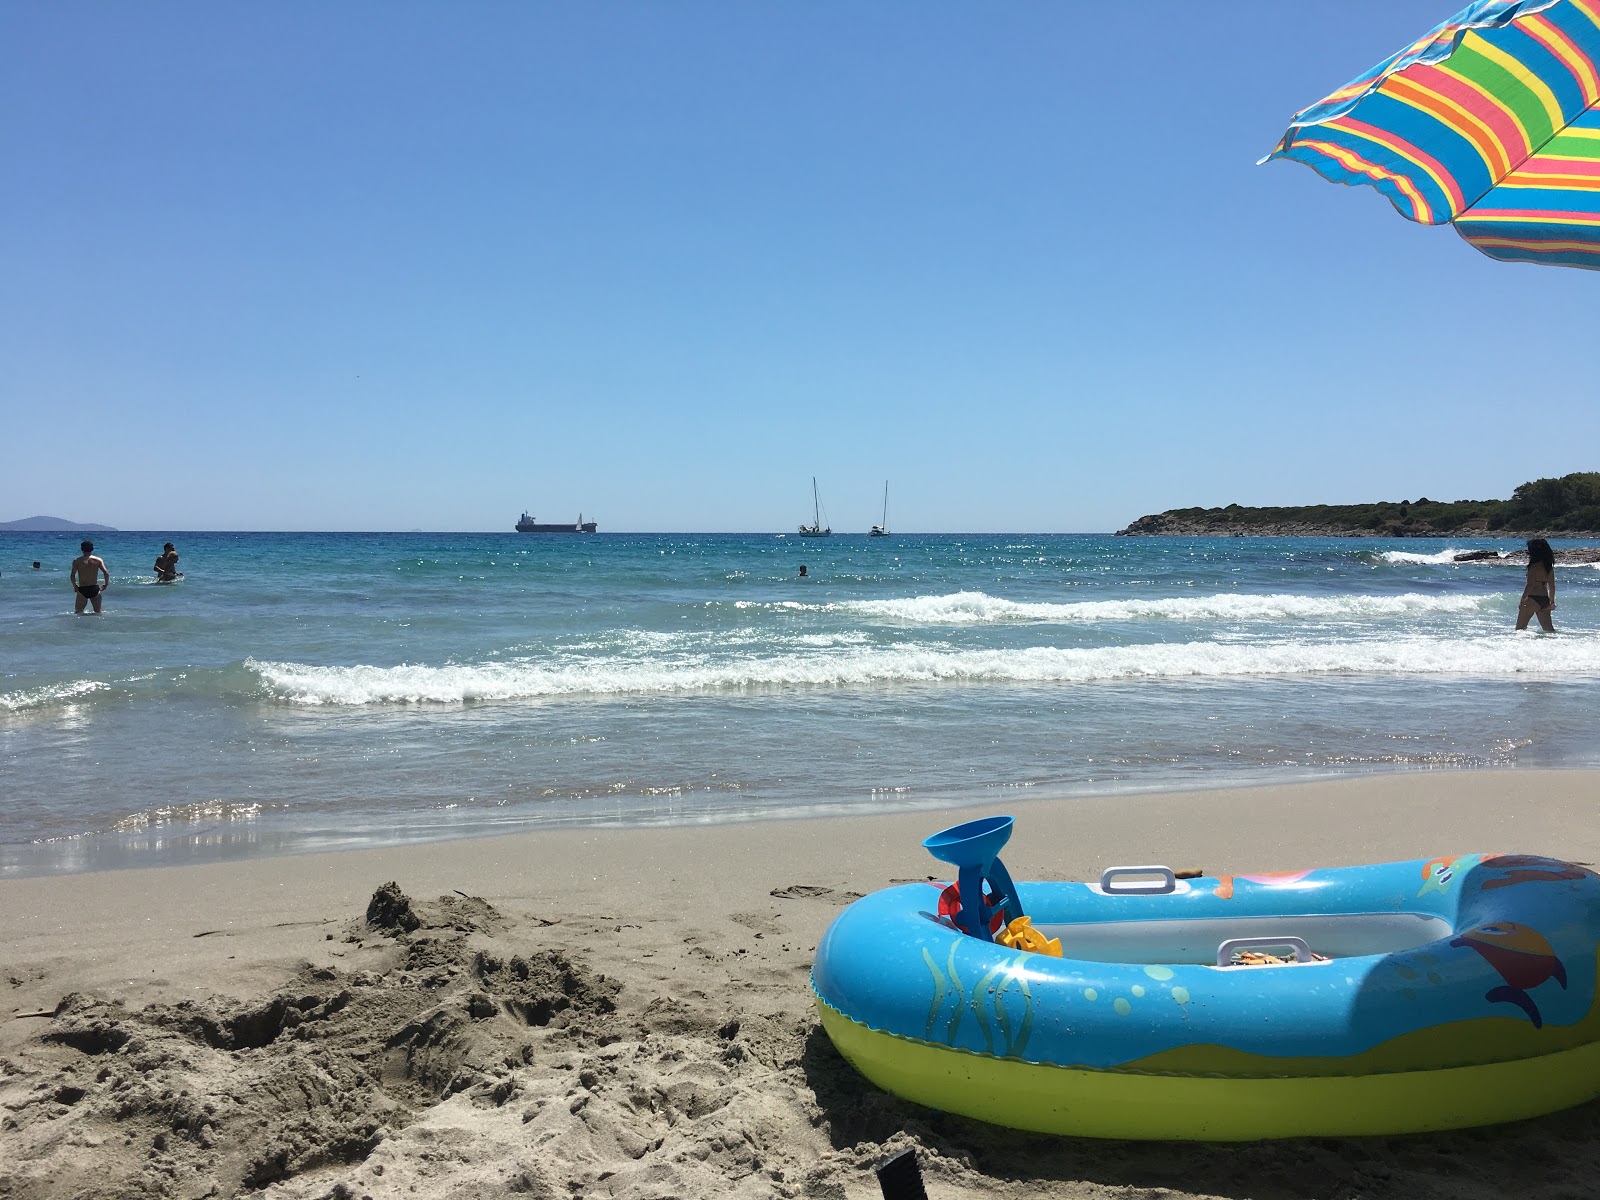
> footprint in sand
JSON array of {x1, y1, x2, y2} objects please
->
[
  {"x1": 769, "y1": 885, "x2": 863, "y2": 903},
  {"x1": 730, "y1": 912, "x2": 783, "y2": 936}
]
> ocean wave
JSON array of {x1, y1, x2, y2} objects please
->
[
  {"x1": 1373, "y1": 549, "x2": 1473, "y2": 566},
  {"x1": 743, "y1": 590, "x2": 1491, "y2": 625},
  {"x1": 109, "y1": 801, "x2": 263, "y2": 833},
  {"x1": 599, "y1": 627, "x2": 871, "y2": 651},
  {"x1": 0, "y1": 679, "x2": 109, "y2": 713},
  {"x1": 246, "y1": 632, "x2": 1599, "y2": 705}
]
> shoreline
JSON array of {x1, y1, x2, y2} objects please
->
[
  {"x1": 6, "y1": 771, "x2": 1600, "y2": 1198},
  {"x1": 4, "y1": 756, "x2": 1578, "y2": 881}
]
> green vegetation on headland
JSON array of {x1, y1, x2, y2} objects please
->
[{"x1": 1118, "y1": 473, "x2": 1600, "y2": 538}]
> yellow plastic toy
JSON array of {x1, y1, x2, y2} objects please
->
[{"x1": 996, "y1": 915, "x2": 1061, "y2": 957}]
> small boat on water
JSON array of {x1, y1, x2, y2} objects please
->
[
  {"x1": 814, "y1": 815, "x2": 1600, "y2": 1140},
  {"x1": 869, "y1": 481, "x2": 889, "y2": 537},
  {"x1": 798, "y1": 478, "x2": 831, "y2": 537},
  {"x1": 516, "y1": 511, "x2": 597, "y2": 533}
]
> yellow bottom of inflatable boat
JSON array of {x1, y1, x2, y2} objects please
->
[{"x1": 817, "y1": 998, "x2": 1600, "y2": 1140}]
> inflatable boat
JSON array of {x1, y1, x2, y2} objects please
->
[{"x1": 812, "y1": 816, "x2": 1600, "y2": 1140}]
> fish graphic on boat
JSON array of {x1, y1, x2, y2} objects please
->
[
  {"x1": 1418, "y1": 854, "x2": 1489, "y2": 897},
  {"x1": 1450, "y1": 922, "x2": 1567, "y2": 1028},
  {"x1": 1420, "y1": 853, "x2": 1596, "y2": 898},
  {"x1": 1479, "y1": 856, "x2": 1598, "y2": 891}
]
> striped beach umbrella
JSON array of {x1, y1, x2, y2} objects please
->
[{"x1": 1265, "y1": 0, "x2": 1600, "y2": 270}]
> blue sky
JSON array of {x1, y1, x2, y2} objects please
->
[{"x1": 3, "y1": 2, "x2": 1596, "y2": 533}]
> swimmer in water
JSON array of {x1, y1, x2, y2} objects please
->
[
  {"x1": 70, "y1": 541, "x2": 110, "y2": 614},
  {"x1": 153, "y1": 542, "x2": 182, "y2": 582},
  {"x1": 1516, "y1": 538, "x2": 1556, "y2": 631}
]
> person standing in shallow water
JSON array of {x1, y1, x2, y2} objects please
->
[
  {"x1": 70, "y1": 541, "x2": 110, "y2": 614},
  {"x1": 1517, "y1": 538, "x2": 1557, "y2": 632},
  {"x1": 153, "y1": 542, "x2": 180, "y2": 582}
]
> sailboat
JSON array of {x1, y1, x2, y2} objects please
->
[
  {"x1": 869, "y1": 481, "x2": 889, "y2": 537},
  {"x1": 798, "y1": 477, "x2": 831, "y2": 537}
]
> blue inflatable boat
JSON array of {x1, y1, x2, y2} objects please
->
[{"x1": 812, "y1": 815, "x2": 1600, "y2": 1140}]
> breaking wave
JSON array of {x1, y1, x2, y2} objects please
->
[
  {"x1": 0, "y1": 679, "x2": 109, "y2": 714},
  {"x1": 743, "y1": 590, "x2": 1491, "y2": 625},
  {"x1": 109, "y1": 801, "x2": 263, "y2": 834},
  {"x1": 247, "y1": 632, "x2": 1600, "y2": 705},
  {"x1": 1374, "y1": 549, "x2": 1474, "y2": 566}
]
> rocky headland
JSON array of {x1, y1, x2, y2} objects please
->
[
  {"x1": 1116, "y1": 511, "x2": 1600, "y2": 542},
  {"x1": 0, "y1": 515, "x2": 118, "y2": 532},
  {"x1": 1117, "y1": 472, "x2": 1600, "y2": 543}
]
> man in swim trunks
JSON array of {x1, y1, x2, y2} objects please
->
[
  {"x1": 70, "y1": 541, "x2": 110, "y2": 614},
  {"x1": 153, "y1": 542, "x2": 180, "y2": 582}
]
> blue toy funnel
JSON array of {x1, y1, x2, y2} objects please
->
[
  {"x1": 923, "y1": 815, "x2": 1014, "y2": 870},
  {"x1": 922, "y1": 816, "x2": 1023, "y2": 943}
]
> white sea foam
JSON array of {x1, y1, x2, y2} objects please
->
[
  {"x1": 247, "y1": 632, "x2": 1600, "y2": 706},
  {"x1": 110, "y1": 801, "x2": 263, "y2": 833},
  {"x1": 0, "y1": 679, "x2": 109, "y2": 713},
  {"x1": 744, "y1": 590, "x2": 1491, "y2": 625},
  {"x1": 1376, "y1": 548, "x2": 1475, "y2": 566}
]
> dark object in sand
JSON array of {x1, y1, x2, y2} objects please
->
[
  {"x1": 366, "y1": 882, "x2": 421, "y2": 933},
  {"x1": 876, "y1": 1148, "x2": 929, "y2": 1200}
]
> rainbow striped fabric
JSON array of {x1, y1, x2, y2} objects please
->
[{"x1": 1266, "y1": 0, "x2": 1600, "y2": 271}]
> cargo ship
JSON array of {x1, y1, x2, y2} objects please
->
[{"x1": 515, "y1": 511, "x2": 597, "y2": 533}]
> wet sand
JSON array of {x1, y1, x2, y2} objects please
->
[{"x1": 4, "y1": 770, "x2": 1600, "y2": 1199}]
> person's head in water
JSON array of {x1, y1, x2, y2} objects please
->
[
  {"x1": 799, "y1": 564, "x2": 808, "y2": 577},
  {"x1": 80, "y1": 541, "x2": 93, "y2": 554},
  {"x1": 1527, "y1": 538, "x2": 1556, "y2": 570},
  {"x1": 32, "y1": 561, "x2": 40, "y2": 570},
  {"x1": 163, "y1": 542, "x2": 175, "y2": 554}
]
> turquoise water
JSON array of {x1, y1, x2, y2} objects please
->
[{"x1": 3, "y1": 531, "x2": 1598, "y2": 876}]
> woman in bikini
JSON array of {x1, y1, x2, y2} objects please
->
[{"x1": 1516, "y1": 538, "x2": 1557, "y2": 632}]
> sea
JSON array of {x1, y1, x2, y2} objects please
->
[{"x1": 3, "y1": 531, "x2": 1598, "y2": 878}]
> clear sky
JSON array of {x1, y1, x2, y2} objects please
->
[{"x1": 3, "y1": 2, "x2": 1596, "y2": 533}]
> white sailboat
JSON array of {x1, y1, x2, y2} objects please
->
[
  {"x1": 869, "y1": 481, "x2": 889, "y2": 537},
  {"x1": 798, "y1": 477, "x2": 832, "y2": 537}
]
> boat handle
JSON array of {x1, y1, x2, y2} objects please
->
[
  {"x1": 1216, "y1": 936, "x2": 1314, "y2": 967},
  {"x1": 1099, "y1": 866, "x2": 1177, "y2": 895}
]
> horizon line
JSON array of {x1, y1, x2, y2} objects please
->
[{"x1": 1, "y1": 527, "x2": 1123, "y2": 537}]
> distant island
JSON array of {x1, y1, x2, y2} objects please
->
[
  {"x1": 1118, "y1": 473, "x2": 1600, "y2": 539},
  {"x1": 0, "y1": 515, "x2": 118, "y2": 532}
]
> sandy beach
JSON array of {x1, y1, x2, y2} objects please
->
[{"x1": 2, "y1": 771, "x2": 1598, "y2": 1199}]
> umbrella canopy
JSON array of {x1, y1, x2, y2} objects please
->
[{"x1": 1266, "y1": 0, "x2": 1600, "y2": 270}]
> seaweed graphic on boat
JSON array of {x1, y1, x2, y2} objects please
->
[{"x1": 922, "y1": 945, "x2": 1035, "y2": 1058}]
